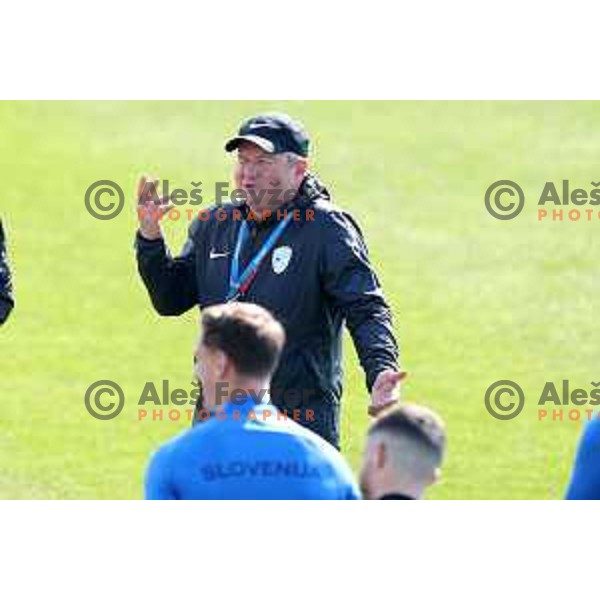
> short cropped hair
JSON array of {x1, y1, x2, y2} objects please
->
[
  {"x1": 369, "y1": 404, "x2": 447, "y2": 464},
  {"x1": 201, "y1": 303, "x2": 286, "y2": 378}
]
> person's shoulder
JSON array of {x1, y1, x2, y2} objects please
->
[
  {"x1": 307, "y1": 200, "x2": 365, "y2": 242},
  {"x1": 152, "y1": 417, "x2": 223, "y2": 460},
  {"x1": 278, "y1": 418, "x2": 352, "y2": 471},
  {"x1": 580, "y1": 416, "x2": 600, "y2": 447},
  {"x1": 289, "y1": 425, "x2": 359, "y2": 495},
  {"x1": 309, "y1": 198, "x2": 347, "y2": 220},
  {"x1": 304, "y1": 431, "x2": 349, "y2": 470}
]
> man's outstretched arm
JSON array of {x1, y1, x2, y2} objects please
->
[
  {"x1": 135, "y1": 176, "x2": 199, "y2": 316},
  {"x1": 321, "y1": 210, "x2": 403, "y2": 415}
]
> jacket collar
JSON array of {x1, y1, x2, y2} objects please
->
[
  {"x1": 241, "y1": 172, "x2": 332, "y2": 229},
  {"x1": 378, "y1": 492, "x2": 416, "y2": 500}
]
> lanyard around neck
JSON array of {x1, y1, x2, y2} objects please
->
[{"x1": 227, "y1": 212, "x2": 294, "y2": 301}]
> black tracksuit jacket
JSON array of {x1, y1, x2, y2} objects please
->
[{"x1": 135, "y1": 174, "x2": 399, "y2": 447}]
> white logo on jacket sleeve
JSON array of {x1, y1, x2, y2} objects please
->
[{"x1": 272, "y1": 246, "x2": 292, "y2": 274}]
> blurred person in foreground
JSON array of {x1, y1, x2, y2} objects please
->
[
  {"x1": 565, "y1": 417, "x2": 600, "y2": 500},
  {"x1": 0, "y1": 218, "x2": 14, "y2": 325},
  {"x1": 360, "y1": 404, "x2": 446, "y2": 500},
  {"x1": 145, "y1": 302, "x2": 360, "y2": 500}
]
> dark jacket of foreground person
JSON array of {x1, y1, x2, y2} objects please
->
[{"x1": 0, "y1": 219, "x2": 14, "y2": 325}]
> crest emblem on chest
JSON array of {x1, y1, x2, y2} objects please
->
[{"x1": 272, "y1": 246, "x2": 292, "y2": 275}]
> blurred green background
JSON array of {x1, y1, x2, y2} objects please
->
[{"x1": 1, "y1": 101, "x2": 597, "y2": 499}]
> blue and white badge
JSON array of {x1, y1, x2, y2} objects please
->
[{"x1": 272, "y1": 246, "x2": 292, "y2": 275}]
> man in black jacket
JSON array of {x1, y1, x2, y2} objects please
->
[
  {"x1": 135, "y1": 113, "x2": 403, "y2": 448},
  {"x1": 0, "y1": 218, "x2": 14, "y2": 325}
]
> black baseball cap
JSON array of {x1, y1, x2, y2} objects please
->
[{"x1": 225, "y1": 113, "x2": 310, "y2": 157}]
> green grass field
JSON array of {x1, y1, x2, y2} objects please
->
[{"x1": 1, "y1": 100, "x2": 597, "y2": 499}]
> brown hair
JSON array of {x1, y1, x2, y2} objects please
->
[
  {"x1": 369, "y1": 404, "x2": 447, "y2": 463},
  {"x1": 201, "y1": 303, "x2": 286, "y2": 378}
]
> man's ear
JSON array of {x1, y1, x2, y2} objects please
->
[
  {"x1": 375, "y1": 440, "x2": 387, "y2": 470},
  {"x1": 294, "y1": 158, "x2": 308, "y2": 182},
  {"x1": 214, "y1": 350, "x2": 229, "y2": 379},
  {"x1": 430, "y1": 467, "x2": 441, "y2": 486}
]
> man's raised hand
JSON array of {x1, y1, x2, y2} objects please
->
[{"x1": 136, "y1": 175, "x2": 173, "y2": 240}]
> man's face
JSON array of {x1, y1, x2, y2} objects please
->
[{"x1": 233, "y1": 141, "x2": 303, "y2": 214}]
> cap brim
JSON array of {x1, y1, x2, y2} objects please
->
[{"x1": 224, "y1": 134, "x2": 276, "y2": 154}]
